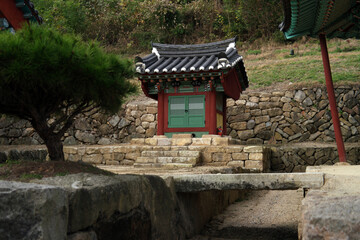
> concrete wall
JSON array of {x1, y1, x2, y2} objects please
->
[{"x1": 0, "y1": 85, "x2": 359, "y2": 146}]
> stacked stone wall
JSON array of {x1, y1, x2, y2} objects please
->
[
  {"x1": 226, "y1": 85, "x2": 360, "y2": 144},
  {"x1": 0, "y1": 85, "x2": 359, "y2": 145},
  {"x1": 270, "y1": 144, "x2": 360, "y2": 172},
  {"x1": 0, "y1": 99, "x2": 159, "y2": 145}
]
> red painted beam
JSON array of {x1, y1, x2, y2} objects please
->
[
  {"x1": 0, "y1": 0, "x2": 28, "y2": 30},
  {"x1": 319, "y1": 34, "x2": 346, "y2": 162}
]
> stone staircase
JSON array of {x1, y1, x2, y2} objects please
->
[{"x1": 134, "y1": 148, "x2": 201, "y2": 168}]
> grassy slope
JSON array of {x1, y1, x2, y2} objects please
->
[{"x1": 242, "y1": 38, "x2": 360, "y2": 89}]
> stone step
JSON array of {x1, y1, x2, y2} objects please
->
[
  {"x1": 157, "y1": 157, "x2": 197, "y2": 164},
  {"x1": 133, "y1": 163, "x2": 194, "y2": 169},
  {"x1": 136, "y1": 156, "x2": 198, "y2": 165},
  {"x1": 141, "y1": 150, "x2": 200, "y2": 158}
]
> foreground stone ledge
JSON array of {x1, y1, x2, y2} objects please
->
[
  {"x1": 0, "y1": 181, "x2": 68, "y2": 240},
  {"x1": 171, "y1": 173, "x2": 324, "y2": 192},
  {"x1": 301, "y1": 190, "x2": 360, "y2": 240}
]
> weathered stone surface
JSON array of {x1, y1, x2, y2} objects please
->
[
  {"x1": 68, "y1": 230, "x2": 97, "y2": 240},
  {"x1": 237, "y1": 130, "x2": 254, "y2": 140},
  {"x1": 247, "y1": 119, "x2": 256, "y2": 129},
  {"x1": 192, "y1": 138, "x2": 211, "y2": 145},
  {"x1": 34, "y1": 174, "x2": 185, "y2": 239},
  {"x1": 302, "y1": 190, "x2": 360, "y2": 240},
  {"x1": 230, "y1": 122, "x2": 247, "y2": 130},
  {"x1": 141, "y1": 114, "x2": 155, "y2": 122},
  {"x1": 172, "y1": 173, "x2": 324, "y2": 192},
  {"x1": 172, "y1": 138, "x2": 192, "y2": 146},
  {"x1": 97, "y1": 137, "x2": 112, "y2": 145},
  {"x1": 0, "y1": 181, "x2": 68, "y2": 240},
  {"x1": 294, "y1": 90, "x2": 306, "y2": 102}
]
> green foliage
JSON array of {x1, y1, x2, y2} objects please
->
[
  {"x1": 32, "y1": 0, "x2": 284, "y2": 52},
  {"x1": 0, "y1": 24, "x2": 136, "y2": 160}
]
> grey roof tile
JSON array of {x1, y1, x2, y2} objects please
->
[{"x1": 137, "y1": 38, "x2": 245, "y2": 74}]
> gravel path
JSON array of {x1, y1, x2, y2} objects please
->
[{"x1": 191, "y1": 190, "x2": 303, "y2": 240}]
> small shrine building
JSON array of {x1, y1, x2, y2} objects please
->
[{"x1": 135, "y1": 38, "x2": 248, "y2": 138}]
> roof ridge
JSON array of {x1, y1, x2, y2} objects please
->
[{"x1": 152, "y1": 37, "x2": 237, "y2": 50}]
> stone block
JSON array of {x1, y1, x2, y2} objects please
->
[
  {"x1": 106, "y1": 160, "x2": 119, "y2": 165},
  {"x1": 301, "y1": 191, "x2": 360, "y2": 240},
  {"x1": 157, "y1": 138, "x2": 171, "y2": 146},
  {"x1": 172, "y1": 134, "x2": 192, "y2": 138},
  {"x1": 135, "y1": 157, "x2": 157, "y2": 163},
  {"x1": 255, "y1": 115, "x2": 270, "y2": 124},
  {"x1": 141, "y1": 114, "x2": 155, "y2": 122},
  {"x1": 114, "y1": 152, "x2": 125, "y2": 161},
  {"x1": 130, "y1": 138, "x2": 145, "y2": 145},
  {"x1": 232, "y1": 152, "x2": 248, "y2": 160},
  {"x1": 244, "y1": 160, "x2": 263, "y2": 170},
  {"x1": 244, "y1": 146, "x2": 263, "y2": 153},
  {"x1": 64, "y1": 147, "x2": 78, "y2": 155},
  {"x1": 179, "y1": 151, "x2": 200, "y2": 157},
  {"x1": 230, "y1": 122, "x2": 247, "y2": 130},
  {"x1": 85, "y1": 147, "x2": 100, "y2": 155},
  {"x1": 125, "y1": 152, "x2": 141, "y2": 160},
  {"x1": 83, "y1": 154, "x2": 103, "y2": 164},
  {"x1": 212, "y1": 137, "x2": 230, "y2": 146},
  {"x1": 225, "y1": 146, "x2": 244, "y2": 153},
  {"x1": 212, "y1": 153, "x2": 231, "y2": 162},
  {"x1": 191, "y1": 138, "x2": 211, "y2": 145},
  {"x1": 227, "y1": 161, "x2": 245, "y2": 168},
  {"x1": 0, "y1": 181, "x2": 68, "y2": 240},
  {"x1": 146, "y1": 107, "x2": 157, "y2": 114},
  {"x1": 202, "y1": 134, "x2": 221, "y2": 138},
  {"x1": 145, "y1": 138, "x2": 158, "y2": 145},
  {"x1": 152, "y1": 146, "x2": 170, "y2": 151},
  {"x1": 202, "y1": 152, "x2": 212, "y2": 163},
  {"x1": 249, "y1": 153, "x2": 263, "y2": 161},
  {"x1": 172, "y1": 138, "x2": 192, "y2": 146},
  {"x1": 237, "y1": 130, "x2": 255, "y2": 140}
]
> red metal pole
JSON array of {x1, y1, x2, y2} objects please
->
[{"x1": 319, "y1": 34, "x2": 346, "y2": 162}]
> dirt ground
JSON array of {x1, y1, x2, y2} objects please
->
[{"x1": 191, "y1": 190, "x2": 303, "y2": 240}]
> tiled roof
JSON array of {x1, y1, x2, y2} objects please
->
[
  {"x1": 135, "y1": 37, "x2": 244, "y2": 74},
  {"x1": 280, "y1": 0, "x2": 360, "y2": 39}
]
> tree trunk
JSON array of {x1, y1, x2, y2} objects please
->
[
  {"x1": 31, "y1": 117, "x2": 65, "y2": 161},
  {"x1": 45, "y1": 136, "x2": 65, "y2": 161}
]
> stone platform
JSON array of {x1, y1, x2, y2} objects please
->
[{"x1": 62, "y1": 135, "x2": 271, "y2": 172}]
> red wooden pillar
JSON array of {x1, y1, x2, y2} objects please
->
[
  {"x1": 319, "y1": 34, "x2": 346, "y2": 162},
  {"x1": 157, "y1": 91, "x2": 165, "y2": 135},
  {"x1": 223, "y1": 94, "x2": 227, "y2": 135},
  {"x1": 0, "y1": 1, "x2": 28, "y2": 30},
  {"x1": 209, "y1": 90, "x2": 217, "y2": 134}
]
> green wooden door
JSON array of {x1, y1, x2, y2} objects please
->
[{"x1": 168, "y1": 95, "x2": 205, "y2": 128}]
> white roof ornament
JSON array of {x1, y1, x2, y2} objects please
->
[
  {"x1": 171, "y1": 67, "x2": 177, "y2": 72},
  {"x1": 181, "y1": 67, "x2": 186, "y2": 72},
  {"x1": 199, "y1": 66, "x2": 205, "y2": 71},
  {"x1": 152, "y1": 47, "x2": 160, "y2": 59},
  {"x1": 226, "y1": 42, "x2": 236, "y2": 52}
]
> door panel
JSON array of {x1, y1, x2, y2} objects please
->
[{"x1": 168, "y1": 95, "x2": 205, "y2": 128}]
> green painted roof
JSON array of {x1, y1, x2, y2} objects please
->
[{"x1": 280, "y1": 0, "x2": 360, "y2": 39}]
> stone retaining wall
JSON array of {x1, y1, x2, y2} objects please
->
[
  {"x1": 270, "y1": 144, "x2": 360, "y2": 172},
  {"x1": 226, "y1": 85, "x2": 360, "y2": 144},
  {"x1": 0, "y1": 85, "x2": 359, "y2": 146}
]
